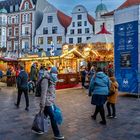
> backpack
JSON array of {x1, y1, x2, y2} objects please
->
[{"x1": 35, "y1": 77, "x2": 50, "y2": 97}]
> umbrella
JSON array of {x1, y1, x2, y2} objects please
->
[{"x1": 86, "y1": 23, "x2": 114, "y2": 43}]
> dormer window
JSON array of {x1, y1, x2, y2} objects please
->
[{"x1": 24, "y1": 2, "x2": 29, "y2": 10}]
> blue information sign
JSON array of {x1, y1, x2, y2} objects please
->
[{"x1": 114, "y1": 21, "x2": 138, "y2": 93}]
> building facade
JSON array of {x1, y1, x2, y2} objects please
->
[
  {"x1": 35, "y1": 1, "x2": 71, "y2": 52},
  {"x1": 66, "y1": 5, "x2": 95, "y2": 44}
]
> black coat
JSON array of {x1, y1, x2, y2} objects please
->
[{"x1": 17, "y1": 70, "x2": 28, "y2": 90}]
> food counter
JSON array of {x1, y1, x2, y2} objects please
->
[{"x1": 56, "y1": 73, "x2": 79, "y2": 89}]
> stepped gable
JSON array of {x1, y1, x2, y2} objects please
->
[
  {"x1": 57, "y1": 10, "x2": 72, "y2": 28},
  {"x1": 87, "y1": 14, "x2": 95, "y2": 25}
]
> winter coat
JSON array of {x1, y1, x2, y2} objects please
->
[
  {"x1": 17, "y1": 70, "x2": 28, "y2": 90},
  {"x1": 108, "y1": 79, "x2": 119, "y2": 104},
  {"x1": 30, "y1": 66, "x2": 37, "y2": 81},
  {"x1": 89, "y1": 72, "x2": 110, "y2": 96},
  {"x1": 40, "y1": 72, "x2": 56, "y2": 107}
]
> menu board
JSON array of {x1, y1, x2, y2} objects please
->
[{"x1": 114, "y1": 21, "x2": 138, "y2": 93}]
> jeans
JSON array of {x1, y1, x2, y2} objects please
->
[
  {"x1": 93, "y1": 105, "x2": 106, "y2": 122},
  {"x1": 106, "y1": 102, "x2": 116, "y2": 116},
  {"x1": 44, "y1": 106, "x2": 60, "y2": 136},
  {"x1": 17, "y1": 88, "x2": 29, "y2": 108}
]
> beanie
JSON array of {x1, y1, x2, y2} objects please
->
[{"x1": 50, "y1": 66, "x2": 58, "y2": 73}]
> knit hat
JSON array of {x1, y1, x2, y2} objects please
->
[{"x1": 50, "y1": 66, "x2": 58, "y2": 73}]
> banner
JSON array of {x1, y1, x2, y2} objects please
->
[{"x1": 114, "y1": 21, "x2": 138, "y2": 94}]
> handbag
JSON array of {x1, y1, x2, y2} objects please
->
[
  {"x1": 32, "y1": 111, "x2": 50, "y2": 132},
  {"x1": 52, "y1": 105, "x2": 63, "y2": 125}
]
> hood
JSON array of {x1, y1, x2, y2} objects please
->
[{"x1": 96, "y1": 72, "x2": 107, "y2": 79}]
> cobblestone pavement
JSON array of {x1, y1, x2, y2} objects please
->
[{"x1": 0, "y1": 87, "x2": 140, "y2": 140}]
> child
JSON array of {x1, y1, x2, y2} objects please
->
[
  {"x1": 106, "y1": 77, "x2": 119, "y2": 119},
  {"x1": 28, "y1": 80, "x2": 35, "y2": 93}
]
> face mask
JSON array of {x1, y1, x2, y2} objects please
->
[{"x1": 51, "y1": 73, "x2": 58, "y2": 78}]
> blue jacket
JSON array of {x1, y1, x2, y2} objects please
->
[
  {"x1": 17, "y1": 70, "x2": 28, "y2": 90},
  {"x1": 89, "y1": 72, "x2": 110, "y2": 95}
]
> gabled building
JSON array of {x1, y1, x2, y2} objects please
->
[
  {"x1": 66, "y1": 5, "x2": 95, "y2": 44},
  {"x1": 0, "y1": 8, "x2": 7, "y2": 50},
  {"x1": 35, "y1": 1, "x2": 71, "y2": 52}
]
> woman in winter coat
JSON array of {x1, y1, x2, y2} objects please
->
[
  {"x1": 106, "y1": 77, "x2": 119, "y2": 119},
  {"x1": 34, "y1": 67, "x2": 64, "y2": 139},
  {"x1": 89, "y1": 67, "x2": 110, "y2": 125}
]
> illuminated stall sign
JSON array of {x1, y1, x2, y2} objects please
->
[{"x1": 115, "y1": 21, "x2": 138, "y2": 93}]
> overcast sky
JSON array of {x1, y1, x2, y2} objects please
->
[
  {"x1": 0, "y1": 0, "x2": 126, "y2": 17},
  {"x1": 47, "y1": 0, "x2": 126, "y2": 16}
]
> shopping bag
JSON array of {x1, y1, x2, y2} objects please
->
[
  {"x1": 32, "y1": 111, "x2": 50, "y2": 132},
  {"x1": 52, "y1": 105, "x2": 63, "y2": 125}
]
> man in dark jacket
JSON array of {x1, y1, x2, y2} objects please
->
[{"x1": 15, "y1": 64, "x2": 29, "y2": 111}]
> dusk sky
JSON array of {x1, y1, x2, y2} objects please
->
[{"x1": 47, "y1": 0, "x2": 126, "y2": 16}]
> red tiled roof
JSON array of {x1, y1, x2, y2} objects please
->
[
  {"x1": 97, "y1": 23, "x2": 111, "y2": 34},
  {"x1": 117, "y1": 0, "x2": 140, "y2": 10},
  {"x1": 101, "y1": 10, "x2": 115, "y2": 17},
  {"x1": 57, "y1": 10, "x2": 72, "y2": 28},
  {"x1": 87, "y1": 14, "x2": 95, "y2": 25}
]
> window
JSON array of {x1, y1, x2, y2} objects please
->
[
  {"x1": 70, "y1": 29, "x2": 74, "y2": 34},
  {"x1": 25, "y1": 27, "x2": 29, "y2": 35},
  {"x1": 15, "y1": 15, "x2": 19, "y2": 24},
  {"x1": 85, "y1": 28, "x2": 89, "y2": 33},
  {"x1": 25, "y1": 41, "x2": 29, "y2": 49},
  {"x1": 47, "y1": 37, "x2": 52, "y2": 44},
  {"x1": 77, "y1": 15, "x2": 82, "y2": 20},
  {"x1": 57, "y1": 36, "x2": 62, "y2": 44},
  {"x1": 3, "y1": 17, "x2": 6, "y2": 24},
  {"x1": 0, "y1": 29, "x2": 1, "y2": 36},
  {"x1": 52, "y1": 26, "x2": 57, "y2": 34},
  {"x1": 0, "y1": 17, "x2": 2, "y2": 24},
  {"x1": 10, "y1": 6, "x2": 13, "y2": 12},
  {"x1": 38, "y1": 37, "x2": 44, "y2": 45},
  {"x1": 77, "y1": 37, "x2": 82, "y2": 43},
  {"x1": 77, "y1": 21, "x2": 82, "y2": 27},
  {"x1": 72, "y1": 22, "x2": 75, "y2": 27},
  {"x1": 23, "y1": 14, "x2": 26, "y2": 22},
  {"x1": 48, "y1": 16, "x2": 53, "y2": 23},
  {"x1": 7, "y1": 42, "x2": 12, "y2": 51},
  {"x1": 8, "y1": 28, "x2": 12, "y2": 36},
  {"x1": 69, "y1": 38, "x2": 73, "y2": 44},
  {"x1": 78, "y1": 29, "x2": 82, "y2": 34},
  {"x1": 27, "y1": 14, "x2": 30, "y2": 22},
  {"x1": 86, "y1": 37, "x2": 91, "y2": 40},
  {"x1": 14, "y1": 41, "x2": 18, "y2": 50},
  {"x1": 15, "y1": 4, "x2": 19, "y2": 11},
  {"x1": 15, "y1": 28, "x2": 19, "y2": 36},
  {"x1": 43, "y1": 27, "x2": 48, "y2": 34},
  {"x1": 24, "y1": 2, "x2": 29, "y2": 10},
  {"x1": 8, "y1": 17, "x2": 12, "y2": 24},
  {"x1": 84, "y1": 21, "x2": 87, "y2": 26}
]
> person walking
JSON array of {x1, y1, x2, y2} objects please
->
[
  {"x1": 33, "y1": 66, "x2": 64, "y2": 139},
  {"x1": 106, "y1": 77, "x2": 119, "y2": 119},
  {"x1": 80, "y1": 66, "x2": 87, "y2": 88},
  {"x1": 88, "y1": 66, "x2": 95, "y2": 81},
  {"x1": 89, "y1": 67, "x2": 110, "y2": 125},
  {"x1": 15, "y1": 64, "x2": 29, "y2": 111}
]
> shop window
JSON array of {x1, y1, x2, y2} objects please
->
[
  {"x1": 84, "y1": 21, "x2": 87, "y2": 26},
  {"x1": 77, "y1": 37, "x2": 82, "y2": 43},
  {"x1": 52, "y1": 26, "x2": 57, "y2": 34},
  {"x1": 57, "y1": 36, "x2": 62, "y2": 44},
  {"x1": 38, "y1": 37, "x2": 44, "y2": 45},
  {"x1": 77, "y1": 15, "x2": 82, "y2": 20},
  {"x1": 43, "y1": 27, "x2": 48, "y2": 34},
  {"x1": 85, "y1": 28, "x2": 89, "y2": 33},
  {"x1": 77, "y1": 21, "x2": 82, "y2": 27},
  {"x1": 78, "y1": 29, "x2": 82, "y2": 34},
  {"x1": 47, "y1": 37, "x2": 52, "y2": 44},
  {"x1": 69, "y1": 38, "x2": 73, "y2": 44},
  {"x1": 48, "y1": 16, "x2": 53, "y2": 23},
  {"x1": 72, "y1": 22, "x2": 75, "y2": 27},
  {"x1": 70, "y1": 29, "x2": 74, "y2": 34}
]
